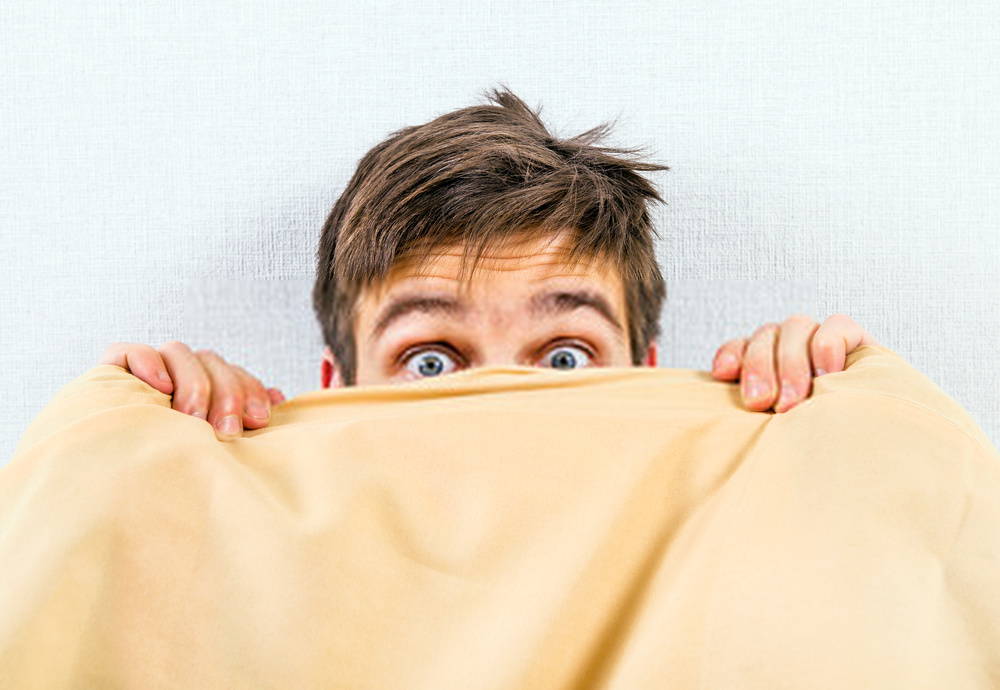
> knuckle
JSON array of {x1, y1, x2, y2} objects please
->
[
  {"x1": 159, "y1": 340, "x2": 190, "y2": 353},
  {"x1": 181, "y1": 385, "x2": 209, "y2": 409},
  {"x1": 183, "y1": 394, "x2": 206, "y2": 411},
  {"x1": 811, "y1": 336, "x2": 837, "y2": 355},
  {"x1": 175, "y1": 400, "x2": 201, "y2": 416},
  {"x1": 752, "y1": 322, "x2": 780, "y2": 338},
  {"x1": 215, "y1": 394, "x2": 245, "y2": 415},
  {"x1": 184, "y1": 380, "x2": 209, "y2": 399},
  {"x1": 101, "y1": 341, "x2": 127, "y2": 354},
  {"x1": 173, "y1": 391, "x2": 202, "y2": 412},
  {"x1": 181, "y1": 396, "x2": 207, "y2": 415}
]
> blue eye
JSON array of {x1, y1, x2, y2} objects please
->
[
  {"x1": 399, "y1": 340, "x2": 596, "y2": 379},
  {"x1": 543, "y1": 343, "x2": 593, "y2": 370},
  {"x1": 403, "y1": 348, "x2": 459, "y2": 378}
]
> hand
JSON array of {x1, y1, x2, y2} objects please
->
[
  {"x1": 98, "y1": 342, "x2": 286, "y2": 441},
  {"x1": 709, "y1": 314, "x2": 879, "y2": 414}
]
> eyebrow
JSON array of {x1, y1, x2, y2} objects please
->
[{"x1": 369, "y1": 288, "x2": 625, "y2": 342}]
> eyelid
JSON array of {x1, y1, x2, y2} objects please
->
[
  {"x1": 398, "y1": 341, "x2": 462, "y2": 367},
  {"x1": 548, "y1": 338, "x2": 595, "y2": 359}
]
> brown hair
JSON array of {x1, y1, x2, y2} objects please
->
[{"x1": 312, "y1": 85, "x2": 670, "y2": 385}]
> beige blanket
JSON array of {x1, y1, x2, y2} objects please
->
[{"x1": 2, "y1": 343, "x2": 998, "y2": 688}]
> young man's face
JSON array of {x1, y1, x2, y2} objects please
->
[{"x1": 322, "y1": 230, "x2": 658, "y2": 387}]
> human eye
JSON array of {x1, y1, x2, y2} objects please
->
[
  {"x1": 399, "y1": 342, "x2": 462, "y2": 379},
  {"x1": 540, "y1": 340, "x2": 596, "y2": 370}
]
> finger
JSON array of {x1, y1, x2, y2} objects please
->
[
  {"x1": 267, "y1": 388, "x2": 286, "y2": 406},
  {"x1": 98, "y1": 342, "x2": 173, "y2": 395},
  {"x1": 157, "y1": 341, "x2": 211, "y2": 421},
  {"x1": 195, "y1": 349, "x2": 246, "y2": 441},
  {"x1": 230, "y1": 364, "x2": 272, "y2": 430},
  {"x1": 740, "y1": 322, "x2": 780, "y2": 411},
  {"x1": 711, "y1": 338, "x2": 748, "y2": 380},
  {"x1": 809, "y1": 314, "x2": 869, "y2": 376},
  {"x1": 774, "y1": 315, "x2": 820, "y2": 414},
  {"x1": 859, "y1": 331, "x2": 879, "y2": 348}
]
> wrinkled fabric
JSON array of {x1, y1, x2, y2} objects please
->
[{"x1": 1, "y1": 343, "x2": 998, "y2": 689}]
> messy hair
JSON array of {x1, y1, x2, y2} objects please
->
[{"x1": 312, "y1": 85, "x2": 670, "y2": 385}]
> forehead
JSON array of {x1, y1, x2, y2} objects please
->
[
  {"x1": 368, "y1": 231, "x2": 620, "y2": 298},
  {"x1": 354, "y1": 231, "x2": 627, "y2": 336}
]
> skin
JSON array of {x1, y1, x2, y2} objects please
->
[
  {"x1": 98, "y1": 231, "x2": 878, "y2": 440},
  {"x1": 324, "y1": 230, "x2": 643, "y2": 387}
]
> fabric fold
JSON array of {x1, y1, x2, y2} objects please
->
[{"x1": 1, "y1": 344, "x2": 997, "y2": 688}]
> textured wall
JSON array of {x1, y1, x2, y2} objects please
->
[{"x1": 2, "y1": 0, "x2": 998, "y2": 464}]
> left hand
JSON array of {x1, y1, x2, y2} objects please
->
[{"x1": 710, "y1": 314, "x2": 879, "y2": 413}]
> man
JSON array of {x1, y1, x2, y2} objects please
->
[{"x1": 98, "y1": 87, "x2": 877, "y2": 441}]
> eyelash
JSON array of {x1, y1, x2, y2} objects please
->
[{"x1": 397, "y1": 338, "x2": 597, "y2": 369}]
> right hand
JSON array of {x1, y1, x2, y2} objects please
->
[{"x1": 98, "y1": 342, "x2": 286, "y2": 441}]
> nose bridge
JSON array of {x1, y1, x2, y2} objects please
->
[
  {"x1": 457, "y1": 259, "x2": 545, "y2": 366},
  {"x1": 472, "y1": 297, "x2": 527, "y2": 366}
]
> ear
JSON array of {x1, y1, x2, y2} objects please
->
[
  {"x1": 644, "y1": 341, "x2": 658, "y2": 367},
  {"x1": 320, "y1": 346, "x2": 344, "y2": 388}
]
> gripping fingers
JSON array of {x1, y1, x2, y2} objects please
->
[
  {"x1": 158, "y1": 341, "x2": 211, "y2": 420},
  {"x1": 740, "y1": 323, "x2": 780, "y2": 411},
  {"x1": 99, "y1": 343, "x2": 174, "y2": 395},
  {"x1": 231, "y1": 364, "x2": 272, "y2": 430},
  {"x1": 774, "y1": 315, "x2": 819, "y2": 413},
  {"x1": 194, "y1": 350, "x2": 247, "y2": 441},
  {"x1": 711, "y1": 338, "x2": 748, "y2": 380}
]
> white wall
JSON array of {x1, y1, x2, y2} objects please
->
[{"x1": 2, "y1": 0, "x2": 998, "y2": 463}]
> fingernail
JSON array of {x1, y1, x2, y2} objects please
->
[
  {"x1": 191, "y1": 410, "x2": 207, "y2": 420},
  {"x1": 246, "y1": 399, "x2": 269, "y2": 419},
  {"x1": 158, "y1": 370, "x2": 171, "y2": 382},
  {"x1": 217, "y1": 415, "x2": 241, "y2": 436},
  {"x1": 777, "y1": 381, "x2": 796, "y2": 407},
  {"x1": 744, "y1": 375, "x2": 766, "y2": 400},
  {"x1": 716, "y1": 353, "x2": 737, "y2": 369},
  {"x1": 815, "y1": 368, "x2": 828, "y2": 376}
]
